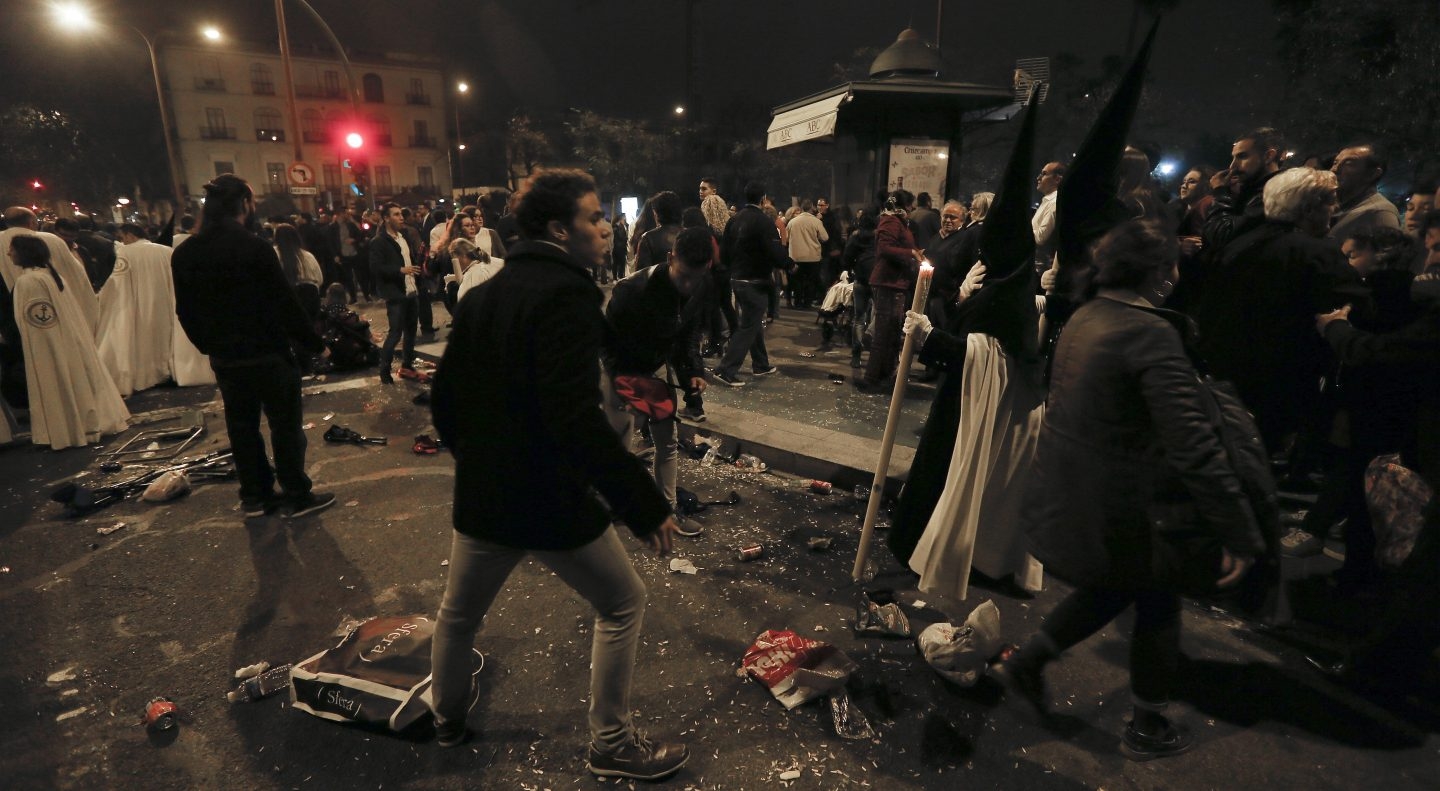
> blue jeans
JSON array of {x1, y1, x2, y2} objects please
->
[
  {"x1": 430, "y1": 528, "x2": 648, "y2": 750},
  {"x1": 717, "y1": 279, "x2": 770, "y2": 377},
  {"x1": 381, "y1": 295, "x2": 418, "y2": 371},
  {"x1": 211, "y1": 355, "x2": 311, "y2": 504}
]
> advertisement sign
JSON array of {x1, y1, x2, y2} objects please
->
[{"x1": 887, "y1": 139, "x2": 949, "y2": 199}]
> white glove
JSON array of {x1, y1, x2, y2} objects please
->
[
  {"x1": 903, "y1": 310, "x2": 932, "y2": 341},
  {"x1": 958, "y1": 261, "x2": 986, "y2": 301}
]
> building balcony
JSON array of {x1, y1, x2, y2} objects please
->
[
  {"x1": 295, "y1": 85, "x2": 345, "y2": 99},
  {"x1": 405, "y1": 93, "x2": 431, "y2": 106},
  {"x1": 199, "y1": 126, "x2": 237, "y2": 140},
  {"x1": 194, "y1": 77, "x2": 227, "y2": 92},
  {"x1": 303, "y1": 131, "x2": 331, "y2": 144},
  {"x1": 255, "y1": 128, "x2": 286, "y2": 142},
  {"x1": 408, "y1": 135, "x2": 437, "y2": 148},
  {"x1": 251, "y1": 82, "x2": 276, "y2": 96}
]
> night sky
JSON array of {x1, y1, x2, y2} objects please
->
[{"x1": 1, "y1": 0, "x2": 1281, "y2": 189}]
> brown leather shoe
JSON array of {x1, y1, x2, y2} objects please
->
[{"x1": 587, "y1": 732, "x2": 688, "y2": 780}]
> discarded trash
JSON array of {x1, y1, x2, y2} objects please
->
[
  {"x1": 98, "y1": 460, "x2": 124, "y2": 473},
  {"x1": 0, "y1": 566, "x2": 9, "y2": 574},
  {"x1": 741, "y1": 629, "x2": 858, "y2": 709},
  {"x1": 853, "y1": 592, "x2": 911, "y2": 637},
  {"x1": 737, "y1": 543, "x2": 765, "y2": 562},
  {"x1": 668, "y1": 558, "x2": 698, "y2": 575},
  {"x1": 440, "y1": 559, "x2": 449, "y2": 567},
  {"x1": 799, "y1": 352, "x2": 817, "y2": 358},
  {"x1": 143, "y1": 697, "x2": 178, "y2": 731},
  {"x1": 853, "y1": 485, "x2": 870, "y2": 501},
  {"x1": 141, "y1": 470, "x2": 190, "y2": 502},
  {"x1": 808, "y1": 480, "x2": 833, "y2": 495},
  {"x1": 677, "y1": 487, "x2": 741, "y2": 515},
  {"x1": 52, "y1": 448, "x2": 235, "y2": 518},
  {"x1": 915, "y1": 600, "x2": 1003, "y2": 687},
  {"x1": 233, "y1": 661, "x2": 271, "y2": 680},
  {"x1": 807, "y1": 536, "x2": 834, "y2": 551},
  {"x1": 734, "y1": 453, "x2": 767, "y2": 472},
  {"x1": 345, "y1": 500, "x2": 360, "y2": 507},
  {"x1": 828, "y1": 373, "x2": 846, "y2": 384},
  {"x1": 913, "y1": 599, "x2": 927, "y2": 609},
  {"x1": 303, "y1": 422, "x2": 316, "y2": 430},
  {"x1": 829, "y1": 690, "x2": 876, "y2": 740},
  {"x1": 702, "y1": 447, "x2": 734, "y2": 467},
  {"x1": 412, "y1": 434, "x2": 443, "y2": 455},
  {"x1": 322, "y1": 413, "x2": 335, "y2": 421},
  {"x1": 96, "y1": 522, "x2": 126, "y2": 536},
  {"x1": 227, "y1": 664, "x2": 293, "y2": 703},
  {"x1": 779, "y1": 769, "x2": 802, "y2": 780},
  {"x1": 324, "y1": 425, "x2": 387, "y2": 445}
]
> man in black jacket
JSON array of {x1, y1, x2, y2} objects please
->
[
  {"x1": 171, "y1": 174, "x2": 334, "y2": 519},
  {"x1": 604, "y1": 227, "x2": 712, "y2": 534},
  {"x1": 428, "y1": 169, "x2": 687, "y2": 780},
  {"x1": 369, "y1": 203, "x2": 425, "y2": 384},
  {"x1": 712, "y1": 182, "x2": 787, "y2": 387}
]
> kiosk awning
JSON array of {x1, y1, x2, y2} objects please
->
[{"x1": 766, "y1": 92, "x2": 849, "y2": 150}]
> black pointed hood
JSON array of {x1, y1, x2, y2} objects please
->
[
  {"x1": 977, "y1": 82, "x2": 1041, "y2": 283},
  {"x1": 1055, "y1": 18, "x2": 1161, "y2": 272}
]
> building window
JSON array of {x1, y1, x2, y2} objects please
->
[
  {"x1": 254, "y1": 107, "x2": 284, "y2": 142},
  {"x1": 324, "y1": 70, "x2": 342, "y2": 98},
  {"x1": 375, "y1": 166, "x2": 392, "y2": 194},
  {"x1": 302, "y1": 109, "x2": 326, "y2": 143},
  {"x1": 201, "y1": 108, "x2": 234, "y2": 140},
  {"x1": 362, "y1": 73, "x2": 384, "y2": 103},
  {"x1": 195, "y1": 57, "x2": 225, "y2": 91},
  {"x1": 250, "y1": 63, "x2": 274, "y2": 95},
  {"x1": 367, "y1": 113, "x2": 391, "y2": 147},
  {"x1": 213, "y1": 161, "x2": 235, "y2": 177},
  {"x1": 417, "y1": 166, "x2": 434, "y2": 190},
  {"x1": 266, "y1": 162, "x2": 286, "y2": 194},
  {"x1": 409, "y1": 119, "x2": 434, "y2": 148},
  {"x1": 406, "y1": 77, "x2": 430, "y2": 105},
  {"x1": 323, "y1": 164, "x2": 342, "y2": 190}
]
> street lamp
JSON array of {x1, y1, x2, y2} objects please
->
[
  {"x1": 452, "y1": 81, "x2": 470, "y2": 199},
  {"x1": 52, "y1": 4, "x2": 220, "y2": 213}
]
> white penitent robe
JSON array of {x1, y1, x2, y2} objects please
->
[
  {"x1": 96, "y1": 240, "x2": 175, "y2": 396},
  {"x1": 0, "y1": 228, "x2": 100, "y2": 337},
  {"x1": 908, "y1": 334, "x2": 1047, "y2": 601},
  {"x1": 171, "y1": 311, "x2": 215, "y2": 386},
  {"x1": 14, "y1": 269, "x2": 130, "y2": 449}
]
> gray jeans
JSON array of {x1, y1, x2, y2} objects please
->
[
  {"x1": 430, "y1": 528, "x2": 648, "y2": 750},
  {"x1": 601, "y1": 374, "x2": 679, "y2": 512}
]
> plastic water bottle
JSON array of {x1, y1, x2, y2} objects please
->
[{"x1": 226, "y1": 663, "x2": 293, "y2": 703}]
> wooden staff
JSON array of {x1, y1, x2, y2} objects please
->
[{"x1": 852, "y1": 260, "x2": 933, "y2": 581}]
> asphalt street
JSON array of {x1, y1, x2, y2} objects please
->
[{"x1": 0, "y1": 308, "x2": 1436, "y2": 790}]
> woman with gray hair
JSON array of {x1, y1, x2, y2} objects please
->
[{"x1": 1262, "y1": 167, "x2": 1341, "y2": 236}]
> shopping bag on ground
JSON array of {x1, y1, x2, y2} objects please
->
[
  {"x1": 290, "y1": 615, "x2": 480, "y2": 732},
  {"x1": 915, "y1": 600, "x2": 1003, "y2": 687},
  {"x1": 740, "y1": 629, "x2": 858, "y2": 709}
]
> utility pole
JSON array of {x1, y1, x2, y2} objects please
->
[{"x1": 274, "y1": 0, "x2": 311, "y2": 212}]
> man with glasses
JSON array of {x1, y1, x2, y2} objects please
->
[{"x1": 1032, "y1": 162, "x2": 1066, "y2": 267}]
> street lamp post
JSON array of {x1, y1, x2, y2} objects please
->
[{"x1": 453, "y1": 81, "x2": 469, "y2": 201}]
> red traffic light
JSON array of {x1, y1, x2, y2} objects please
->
[{"x1": 345, "y1": 132, "x2": 364, "y2": 149}]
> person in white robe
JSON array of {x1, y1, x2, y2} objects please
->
[
  {"x1": 0, "y1": 207, "x2": 100, "y2": 338},
  {"x1": 96, "y1": 225, "x2": 178, "y2": 395},
  {"x1": 9, "y1": 235, "x2": 128, "y2": 449}
]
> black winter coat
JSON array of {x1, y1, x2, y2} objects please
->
[
  {"x1": 432, "y1": 241, "x2": 670, "y2": 550},
  {"x1": 603, "y1": 264, "x2": 705, "y2": 382}
]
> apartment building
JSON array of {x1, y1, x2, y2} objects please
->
[{"x1": 162, "y1": 40, "x2": 451, "y2": 208}]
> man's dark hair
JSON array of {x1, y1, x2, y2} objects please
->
[
  {"x1": 432, "y1": 209, "x2": 448, "y2": 224},
  {"x1": 1089, "y1": 219, "x2": 1178, "y2": 293},
  {"x1": 515, "y1": 168, "x2": 596, "y2": 241},
  {"x1": 1237, "y1": 127, "x2": 1286, "y2": 159},
  {"x1": 54, "y1": 217, "x2": 79, "y2": 234},
  {"x1": 1420, "y1": 209, "x2": 1440, "y2": 236},
  {"x1": 199, "y1": 173, "x2": 252, "y2": 235},
  {"x1": 179, "y1": 215, "x2": 196, "y2": 231},
  {"x1": 743, "y1": 182, "x2": 766, "y2": 206},
  {"x1": 700, "y1": 177, "x2": 719, "y2": 190},
  {"x1": 673, "y1": 226, "x2": 715, "y2": 267},
  {"x1": 650, "y1": 191, "x2": 682, "y2": 225},
  {"x1": 680, "y1": 206, "x2": 706, "y2": 228},
  {"x1": 120, "y1": 222, "x2": 146, "y2": 238},
  {"x1": 1411, "y1": 180, "x2": 1438, "y2": 196},
  {"x1": 1344, "y1": 141, "x2": 1388, "y2": 177},
  {"x1": 917, "y1": 192, "x2": 932, "y2": 208},
  {"x1": 401, "y1": 207, "x2": 413, "y2": 220},
  {"x1": 1345, "y1": 226, "x2": 1416, "y2": 272}
]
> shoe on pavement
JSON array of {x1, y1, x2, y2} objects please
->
[
  {"x1": 1120, "y1": 720, "x2": 1193, "y2": 761},
  {"x1": 379, "y1": 368, "x2": 394, "y2": 385},
  {"x1": 680, "y1": 406, "x2": 707, "y2": 423},
  {"x1": 711, "y1": 370, "x2": 746, "y2": 388},
  {"x1": 241, "y1": 495, "x2": 283, "y2": 519},
  {"x1": 674, "y1": 515, "x2": 704, "y2": 537},
  {"x1": 751, "y1": 365, "x2": 778, "y2": 377},
  {"x1": 587, "y1": 732, "x2": 689, "y2": 780},
  {"x1": 994, "y1": 655, "x2": 1048, "y2": 717},
  {"x1": 850, "y1": 351, "x2": 863, "y2": 368},
  {"x1": 398, "y1": 367, "x2": 432, "y2": 384},
  {"x1": 1279, "y1": 527, "x2": 1323, "y2": 558},
  {"x1": 435, "y1": 719, "x2": 471, "y2": 748},
  {"x1": 284, "y1": 492, "x2": 337, "y2": 519}
]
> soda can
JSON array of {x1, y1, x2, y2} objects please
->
[
  {"x1": 144, "y1": 697, "x2": 178, "y2": 731},
  {"x1": 808, "y1": 480, "x2": 833, "y2": 495},
  {"x1": 737, "y1": 543, "x2": 765, "y2": 561}
]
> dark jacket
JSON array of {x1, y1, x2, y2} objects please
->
[
  {"x1": 722, "y1": 204, "x2": 788, "y2": 281},
  {"x1": 842, "y1": 226, "x2": 876, "y2": 285},
  {"x1": 432, "y1": 241, "x2": 670, "y2": 550},
  {"x1": 635, "y1": 224, "x2": 681, "y2": 271},
  {"x1": 1194, "y1": 220, "x2": 1366, "y2": 450},
  {"x1": 300, "y1": 221, "x2": 335, "y2": 265},
  {"x1": 1201, "y1": 171, "x2": 1277, "y2": 256},
  {"x1": 1024, "y1": 296, "x2": 1265, "y2": 588},
  {"x1": 870, "y1": 213, "x2": 918, "y2": 291},
  {"x1": 171, "y1": 221, "x2": 323, "y2": 362},
  {"x1": 369, "y1": 230, "x2": 413, "y2": 301},
  {"x1": 603, "y1": 264, "x2": 705, "y2": 383},
  {"x1": 926, "y1": 227, "x2": 974, "y2": 304}
]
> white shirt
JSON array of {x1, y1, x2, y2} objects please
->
[
  {"x1": 429, "y1": 222, "x2": 448, "y2": 251},
  {"x1": 390, "y1": 230, "x2": 417, "y2": 295},
  {"x1": 1031, "y1": 192, "x2": 1058, "y2": 248}
]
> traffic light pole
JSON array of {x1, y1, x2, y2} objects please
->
[
  {"x1": 134, "y1": 28, "x2": 187, "y2": 214},
  {"x1": 274, "y1": 0, "x2": 312, "y2": 213}
]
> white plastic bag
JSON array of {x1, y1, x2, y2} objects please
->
[
  {"x1": 915, "y1": 599, "x2": 1002, "y2": 686},
  {"x1": 141, "y1": 471, "x2": 191, "y2": 503}
]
